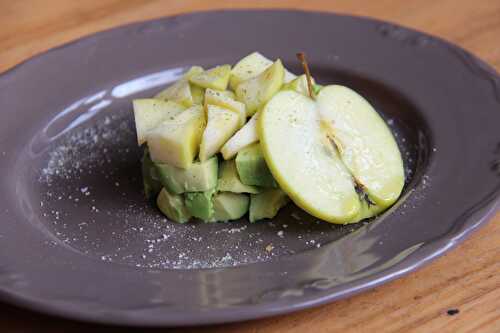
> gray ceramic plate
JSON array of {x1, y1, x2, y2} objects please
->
[{"x1": 0, "y1": 10, "x2": 499, "y2": 327}]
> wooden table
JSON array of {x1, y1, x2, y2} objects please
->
[{"x1": 1, "y1": 1, "x2": 499, "y2": 332}]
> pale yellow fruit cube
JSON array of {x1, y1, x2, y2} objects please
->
[
  {"x1": 230, "y1": 52, "x2": 296, "y2": 90},
  {"x1": 190, "y1": 84, "x2": 205, "y2": 105},
  {"x1": 199, "y1": 105, "x2": 240, "y2": 161},
  {"x1": 154, "y1": 79, "x2": 193, "y2": 107},
  {"x1": 204, "y1": 88, "x2": 246, "y2": 127},
  {"x1": 147, "y1": 105, "x2": 206, "y2": 169},
  {"x1": 133, "y1": 99, "x2": 185, "y2": 145},
  {"x1": 220, "y1": 111, "x2": 260, "y2": 160},
  {"x1": 236, "y1": 59, "x2": 285, "y2": 116},
  {"x1": 189, "y1": 65, "x2": 231, "y2": 90},
  {"x1": 183, "y1": 66, "x2": 204, "y2": 79}
]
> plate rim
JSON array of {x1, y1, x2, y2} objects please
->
[{"x1": 1, "y1": 9, "x2": 499, "y2": 327}]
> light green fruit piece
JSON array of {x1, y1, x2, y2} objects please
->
[
  {"x1": 207, "y1": 192, "x2": 249, "y2": 222},
  {"x1": 229, "y1": 52, "x2": 296, "y2": 90},
  {"x1": 156, "y1": 188, "x2": 191, "y2": 223},
  {"x1": 153, "y1": 66, "x2": 203, "y2": 107},
  {"x1": 220, "y1": 111, "x2": 260, "y2": 160},
  {"x1": 142, "y1": 148, "x2": 162, "y2": 200},
  {"x1": 133, "y1": 99, "x2": 185, "y2": 145},
  {"x1": 219, "y1": 90, "x2": 236, "y2": 99},
  {"x1": 199, "y1": 104, "x2": 240, "y2": 161},
  {"x1": 217, "y1": 159, "x2": 260, "y2": 194},
  {"x1": 147, "y1": 105, "x2": 206, "y2": 169},
  {"x1": 349, "y1": 199, "x2": 385, "y2": 223},
  {"x1": 204, "y1": 88, "x2": 246, "y2": 127},
  {"x1": 185, "y1": 188, "x2": 216, "y2": 220},
  {"x1": 183, "y1": 66, "x2": 204, "y2": 79},
  {"x1": 154, "y1": 79, "x2": 193, "y2": 107},
  {"x1": 155, "y1": 156, "x2": 218, "y2": 194},
  {"x1": 317, "y1": 85, "x2": 405, "y2": 208},
  {"x1": 236, "y1": 59, "x2": 285, "y2": 116},
  {"x1": 189, "y1": 65, "x2": 231, "y2": 90},
  {"x1": 235, "y1": 143, "x2": 277, "y2": 188},
  {"x1": 281, "y1": 74, "x2": 316, "y2": 97},
  {"x1": 259, "y1": 90, "x2": 361, "y2": 224},
  {"x1": 190, "y1": 84, "x2": 205, "y2": 105},
  {"x1": 249, "y1": 188, "x2": 289, "y2": 223}
]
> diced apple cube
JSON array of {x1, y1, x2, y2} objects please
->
[{"x1": 147, "y1": 105, "x2": 206, "y2": 169}]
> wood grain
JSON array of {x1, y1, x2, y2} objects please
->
[{"x1": 1, "y1": 1, "x2": 499, "y2": 332}]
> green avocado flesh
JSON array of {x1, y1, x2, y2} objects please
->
[
  {"x1": 235, "y1": 143, "x2": 277, "y2": 188},
  {"x1": 185, "y1": 188, "x2": 216, "y2": 220},
  {"x1": 155, "y1": 157, "x2": 218, "y2": 194},
  {"x1": 249, "y1": 188, "x2": 289, "y2": 223},
  {"x1": 217, "y1": 159, "x2": 260, "y2": 194},
  {"x1": 156, "y1": 188, "x2": 191, "y2": 223},
  {"x1": 142, "y1": 149, "x2": 162, "y2": 200},
  {"x1": 207, "y1": 192, "x2": 249, "y2": 222}
]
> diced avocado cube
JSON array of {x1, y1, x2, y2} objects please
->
[
  {"x1": 155, "y1": 156, "x2": 218, "y2": 194},
  {"x1": 142, "y1": 149, "x2": 162, "y2": 200},
  {"x1": 156, "y1": 188, "x2": 191, "y2": 223},
  {"x1": 185, "y1": 188, "x2": 216, "y2": 220},
  {"x1": 217, "y1": 160, "x2": 259, "y2": 194},
  {"x1": 207, "y1": 192, "x2": 249, "y2": 222},
  {"x1": 249, "y1": 189, "x2": 289, "y2": 223},
  {"x1": 235, "y1": 143, "x2": 277, "y2": 187}
]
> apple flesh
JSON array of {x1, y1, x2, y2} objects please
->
[
  {"x1": 189, "y1": 65, "x2": 232, "y2": 90},
  {"x1": 220, "y1": 111, "x2": 260, "y2": 160},
  {"x1": 199, "y1": 104, "x2": 240, "y2": 161},
  {"x1": 133, "y1": 99, "x2": 185, "y2": 145},
  {"x1": 236, "y1": 59, "x2": 285, "y2": 116},
  {"x1": 260, "y1": 90, "x2": 361, "y2": 223},
  {"x1": 230, "y1": 52, "x2": 296, "y2": 90},
  {"x1": 147, "y1": 105, "x2": 206, "y2": 169},
  {"x1": 204, "y1": 88, "x2": 246, "y2": 127},
  {"x1": 316, "y1": 85, "x2": 404, "y2": 208}
]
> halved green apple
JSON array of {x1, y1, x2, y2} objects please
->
[
  {"x1": 259, "y1": 90, "x2": 361, "y2": 223},
  {"x1": 316, "y1": 85, "x2": 404, "y2": 208}
]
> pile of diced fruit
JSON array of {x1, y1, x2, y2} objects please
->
[{"x1": 134, "y1": 52, "x2": 405, "y2": 224}]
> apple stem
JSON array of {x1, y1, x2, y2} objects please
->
[{"x1": 296, "y1": 52, "x2": 315, "y2": 100}]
